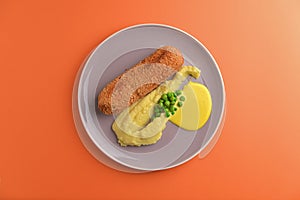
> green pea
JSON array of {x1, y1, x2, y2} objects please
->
[
  {"x1": 177, "y1": 102, "x2": 183, "y2": 107},
  {"x1": 170, "y1": 101, "x2": 176, "y2": 105},
  {"x1": 169, "y1": 105, "x2": 175, "y2": 112},
  {"x1": 164, "y1": 101, "x2": 170, "y2": 107},
  {"x1": 159, "y1": 99, "x2": 164, "y2": 104},
  {"x1": 180, "y1": 96, "x2": 185, "y2": 101},
  {"x1": 165, "y1": 112, "x2": 170, "y2": 118},
  {"x1": 171, "y1": 111, "x2": 175, "y2": 115},
  {"x1": 162, "y1": 94, "x2": 168, "y2": 100},
  {"x1": 167, "y1": 92, "x2": 173, "y2": 98},
  {"x1": 175, "y1": 90, "x2": 182, "y2": 96},
  {"x1": 174, "y1": 107, "x2": 177, "y2": 111},
  {"x1": 159, "y1": 102, "x2": 164, "y2": 107},
  {"x1": 164, "y1": 108, "x2": 169, "y2": 112}
]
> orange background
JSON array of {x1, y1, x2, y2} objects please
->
[{"x1": 1, "y1": 0, "x2": 300, "y2": 199}]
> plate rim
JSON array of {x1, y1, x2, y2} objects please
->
[{"x1": 76, "y1": 23, "x2": 226, "y2": 171}]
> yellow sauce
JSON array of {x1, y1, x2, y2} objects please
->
[{"x1": 170, "y1": 82, "x2": 212, "y2": 130}]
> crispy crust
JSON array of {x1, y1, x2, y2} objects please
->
[{"x1": 97, "y1": 46, "x2": 184, "y2": 115}]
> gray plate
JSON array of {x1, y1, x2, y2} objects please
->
[{"x1": 74, "y1": 24, "x2": 226, "y2": 171}]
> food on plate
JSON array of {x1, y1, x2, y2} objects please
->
[
  {"x1": 170, "y1": 82, "x2": 212, "y2": 130},
  {"x1": 112, "y1": 66, "x2": 200, "y2": 146},
  {"x1": 98, "y1": 46, "x2": 184, "y2": 115}
]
